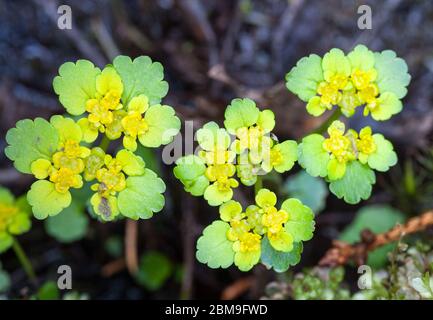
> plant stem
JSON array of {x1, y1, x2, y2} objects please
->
[
  {"x1": 311, "y1": 108, "x2": 342, "y2": 135},
  {"x1": 99, "y1": 135, "x2": 111, "y2": 152},
  {"x1": 254, "y1": 176, "x2": 263, "y2": 196},
  {"x1": 12, "y1": 238, "x2": 37, "y2": 283},
  {"x1": 125, "y1": 219, "x2": 139, "y2": 275}
]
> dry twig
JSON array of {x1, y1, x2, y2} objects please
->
[
  {"x1": 221, "y1": 276, "x2": 254, "y2": 300},
  {"x1": 319, "y1": 210, "x2": 433, "y2": 267}
]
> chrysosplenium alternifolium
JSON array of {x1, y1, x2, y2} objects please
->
[
  {"x1": 5, "y1": 56, "x2": 181, "y2": 221},
  {"x1": 174, "y1": 98, "x2": 315, "y2": 271},
  {"x1": 174, "y1": 45, "x2": 410, "y2": 272},
  {"x1": 287, "y1": 45, "x2": 410, "y2": 204}
]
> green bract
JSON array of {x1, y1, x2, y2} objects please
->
[
  {"x1": 286, "y1": 45, "x2": 410, "y2": 120},
  {"x1": 5, "y1": 56, "x2": 180, "y2": 223},
  {"x1": 174, "y1": 98, "x2": 297, "y2": 207},
  {"x1": 298, "y1": 120, "x2": 396, "y2": 204},
  {"x1": 195, "y1": 189, "x2": 315, "y2": 272},
  {"x1": 0, "y1": 186, "x2": 31, "y2": 253}
]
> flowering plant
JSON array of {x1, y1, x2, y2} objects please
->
[{"x1": 5, "y1": 56, "x2": 180, "y2": 221}]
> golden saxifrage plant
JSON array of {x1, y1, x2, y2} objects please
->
[
  {"x1": 174, "y1": 45, "x2": 410, "y2": 272},
  {"x1": 5, "y1": 56, "x2": 180, "y2": 222},
  {"x1": 2, "y1": 44, "x2": 411, "y2": 277}
]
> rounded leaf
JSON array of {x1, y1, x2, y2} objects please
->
[
  {"x1": 224, "y1": 98, "x2": 260, "y2": 134},
  {"x1": 27, "y1": 180, "x2": 72, "y2": 219},
  {"x1": 234, "y1": 250, "x2": 261, "y2": 272},
  {"x1": 261, "y1": 237, "x2": 303, "y2": 273},
  {"x1": 196, "y1": 122, "x2": 231, "y2": 151},
  {"x1": 284, "y1": 171, "x2": 328, "y2": 213},
  {"x1": 371, "y1": 92, "x2": 402, "y2": 121},
  {"x1": 273, "y1": 140, "x2": 298, "y2": 173},
  {"x1": 138, "y1": 104, "x2": 181, "y2": 148},
  {"x1": 203, "y1": 183, "x2": 233, "y2": 207},
  {"x1": 322, "y1": 48, "x2": 351, "y2": 81},
  {"x1": 113, "y1": 55, "x2": 168, "y2": 105},
  {"x1": 285, "y1": 54, "x2": 324, "y2": 102},
  {"x1": 45, "y1": 201, "x2": 89, "y2": 243},
  {"x1": 282, "y1": 198, "x2": 315, "y2": 242},
  {"x1": 374, "y1": 50, "x2": 411, "y2": 99},
  {"x1": 117, "y1": 169, "x2": 166, "y2": 219},
  {"x1": 53, "y1": 60, "x2": 100, "y2": 115},
  {"x1": 5, "y1": 118, "x2": 59, "y2": 174},
  {"x1": 329, "y1": 161, "x2": 376, "y2": 204},
  {"x1": 196, "y1": 221, "x2": 234, "y2": 269},
  {"x1": 348, "y1": 45, "x2": 375, "y2": 71},
  {"x1": 368, "y1": 134, "x2": 397, "y2": 172},
  {"x1": 298, "y1": 134, "x2": 329, "y2": 177}
]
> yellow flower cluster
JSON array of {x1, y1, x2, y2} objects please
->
[
  {"x1": 89, "y1": 149, "x2": 145, "y2": 219},
  {"x1": 79, "y1": 67, "x2": 124, "y2": 142},
  {"x1": 221, "y1": 189, "x2": 294, "y2": 265},
  {"x1": 31, "y1": 117, "x2": 90, "y2": 194},
  {"x1": 322, "y1": 121, "x2": 377, "y2": 180},
  {"x1": 317, "y1": 67, "x2": 378, "y2": 117}
]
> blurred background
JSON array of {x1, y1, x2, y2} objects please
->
[{"x1": 0, "y1": 0, "x2": 433, "y2": 299}]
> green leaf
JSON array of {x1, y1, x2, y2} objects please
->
[
  {"x1": 298, "y1": 134, "x2": 329, "y2": 177},
  {"x1": 197, "y1": 122, "x2": 231, "y2": 151},
  {"x1": 45, "y1": 201, "x2": 89, "y2": 243},
  {"x1": 138, "y1": 104, "x2": 181, "y2": 148},
  {"x1": 105, "y1": 236, "x2": 123, "y2": 258},
  {"x1": 173, "y1": 155, "x2": 209, "y2": 196},
  {"x1": 204, "y1": 183, "x2": 233, "y2": 207},
  {"x1": 224, "y1": 98, "x2": 260, "y2": 133},
  {"x1": 261, "y1": 237, "x2": 303, "y2": 272},
  {"x1": 282, "y1": 198, "x2": 315, "y2": 242},
  {"x1": 257, "y1": 110, "x2": 275, "y2": 133},
  {"x1": 27, "y1": 180, "x2": 72, "y2": 219},
  {"x1": 234, "y1": 250, "x2": 261, "y2": 272},
  {"x1": 322, "y1": 48, "x2": 351, "y2": 80},
  {"x1": 113, "y1": 55, "x2": 168, "y2": 105},
  {"x1": 284, "y1": 171, "x2": 328, "y2": 213},
  {"x1": 0, "y1": 267, "x2": 11, "y2": 293},
  {"x1": 374, "y1": 50, "x2": 411, "y2": 99},
  {"x1": 285, "y1": 54, "x2": 323, "y2": 102},
  {"x1": 329, "y1": 161, "x2": 376, "y2": 204},
  {"x1": 339, "y1": 205, "x2": 405, "y2": 268},
  {"x1": 117, "y1": 169, "x2": 166, "y2": 219},
  {"x1": 196, "y1": 220, "x2": 234, "y2": 269},
  {"x1": 371, "y1": 92, "x2": 402, "y2": 121},
  {"x1": 5, "y1": 118, "x2": 59, "y2": 174},
  {"x1": 368, "y1": 134, "x2": 398, "y2": 172},
  {"x1": 137, "y1": 251, "x2": 173, "y2": 291},
  {"x1": 53, "y1": 60, "x2": 100, "y2": 115},
  {"x1": 273, "y1": 140, "x2": 298, "y2": 173},
  {"x1": 36, "y1": 281, "x2": 60, "y2": 300},
  {"x1": 347, "y1": 45, "x2": 375, "y2": 71}
]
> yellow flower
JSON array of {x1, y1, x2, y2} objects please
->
[
  {"x1": 30, "y1": 116, "x2": 90, "y2": 193},
  {"x1": 227, "y1": 219, "x2": 251, "y2": 242},
  {"x1": 322, "y1": 121, "x2": 354, "y2": 163},
  {"x1": 78, "y1": 67, "x2": 124, "y2": 143},
  {"x1": 50, "y1": 167, "x2": 83, "y2": 194},
  {"x1": 351, "y1": 68, "x2": 377, "y2": 90},
  {"x1": 121, "y1": 95, "x2": 150, "y2": 151},
  {"x1": 356, "y1": 127, "x2": 377, "y2": 164},
  {"x1": 235, "y1": 232, "x2": 261, "y2": 253}
]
